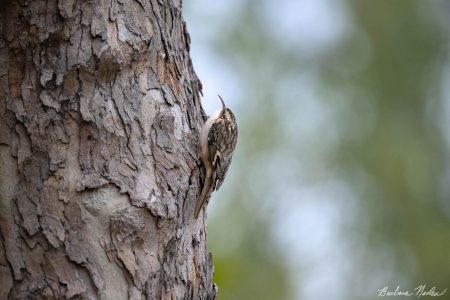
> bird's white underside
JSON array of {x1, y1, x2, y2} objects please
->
[{"x1": 200, "y1": 109, "x2": 221, "y2": 162}]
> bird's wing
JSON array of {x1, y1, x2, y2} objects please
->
[{"x1": 208, "y1": 119, "x2": 238, "y2": 191}]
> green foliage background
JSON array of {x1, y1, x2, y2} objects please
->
[{"x1": 186, "y1": 0, "x2": 450, "y2": 299}]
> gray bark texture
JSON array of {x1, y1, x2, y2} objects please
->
[{"x1": 0, "y1": 0, "x2": 216, "y2": 299}]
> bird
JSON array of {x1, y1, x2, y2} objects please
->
[{"x1": 195, "y1": 95, "x2": 238, "y2": 218}]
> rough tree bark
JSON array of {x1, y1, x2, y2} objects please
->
[{"x1": 0, "y1": 0, "x2": 216, "y2": 299}]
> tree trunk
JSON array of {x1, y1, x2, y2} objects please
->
[{"x1": 0, "y1": 0, "x2": 216, "y2": 299}]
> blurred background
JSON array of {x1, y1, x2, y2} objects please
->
[{"x1": 184, "y1": 0, "x2": 450, "y2": 299}]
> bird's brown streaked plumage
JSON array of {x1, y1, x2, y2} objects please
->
[{"x1": 195, "y1": 95, "x2": 238, "y2": 218}]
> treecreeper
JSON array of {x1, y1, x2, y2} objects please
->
[{"x1": 195, "y1": 95, "x2": 238, "y2": 218}]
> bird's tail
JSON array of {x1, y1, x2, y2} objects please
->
[{"x1": 195, "y1": 175, "x2": 212, "y2": 218}]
